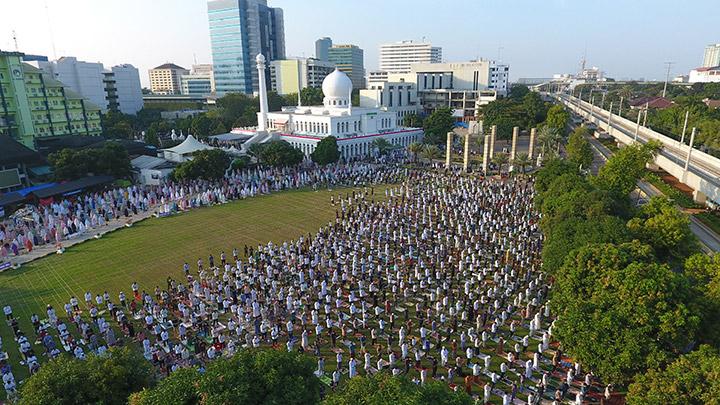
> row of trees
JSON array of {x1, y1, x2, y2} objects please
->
[
  {"x1": 535, "y1": 141, "x2": 720, "y2": 401},
  {"x1": 479, "y1": 86, "x2": 552, "y2": 139},
  {"x1": 16, "y1": 348, "x2": 470, "y2": 405}
]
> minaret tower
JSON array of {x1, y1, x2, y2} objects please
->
[{"x1": 256, "y1": 54, "x2": 269, "y2": 131}]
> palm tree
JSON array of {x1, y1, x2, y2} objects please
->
[
  {"x1": 420, "y1": 144, "x2": 442, "y2": 164},
  {"x1": 407, "y1": 142, "x2": 423, "y2": 163},
  {"x1": 372, "y1": 138, "x2": 394, "y2": 156},
  {"x1": 512, "y1": 153, "x2": 531, "y2": 175},
  {"x1": 536, "y1": 126, "x2": 562, "y2": 161},
  {"x1": 492, "y1": 152, "x2": 509, "y2": 175}
]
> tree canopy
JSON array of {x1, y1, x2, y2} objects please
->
[
  {"x1": 593, "y1": 141, "x2": 660, "y2": 196},
  {"x1": 626, "y1": 345, "x2": 720, "y2": 405},
  {"x1": 565, "y1": 126, "x2": 594, "y2": 169},
  {"x1": 322, "y1": 372, "x2": 472, "y2": 405},
  {"x1": 551, "y1": 241, "x2": 701, "y2": 384},
  {"x1": 627, "y1": 196, "x2": 698, "y2": 261},
  {"x1": 48, "y1": 141, "x2": 131, "y2": 181},
  {"x1": 19, "y1": 347, "x2": 154, "y2": 405},
  {"x1": 171, "y1": 149, "x2": 230, "y2": 181},
  {"x1": 422, "y1": 107, "x2": 455, "y2": 146},
  {"x1": 311, "y1": 136, "x2": 341, "y2": 165},
  {"x1": 544, "y1": 104, "x2": 570, "y2": 134},
  {"x1": 249, "y1": 140, "x2": 304, "y2": 167}
]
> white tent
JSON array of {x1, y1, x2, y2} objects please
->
[{"x1": 162, "y1": 135, "x2": 216, "y2": 162}]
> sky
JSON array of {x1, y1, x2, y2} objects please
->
[{"x1": 1, "y1": 0, "x2": 718, "y2": 88}]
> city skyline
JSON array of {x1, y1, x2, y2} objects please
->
[{"x1": 1, "y1": 0, "x2": 719, "y2": 88}]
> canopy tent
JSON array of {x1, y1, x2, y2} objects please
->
[{"x1": 161, "y1": 135, "x2": 216, "y2": 162}]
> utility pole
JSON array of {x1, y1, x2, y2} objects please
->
[
  {"x1": 12, "y1": 30, "x2": 18, "y2": 51},
  {"x1": 643, "y1": 102, "x2": 649, "y2": 126},
  {"x1": 680, "y1": 110, "x2": 689, "y2": 145},
  {"x1": 607, "y1": 101, "x2": 614, "y2": 135},
  {"x1": 590, "y1": 96, "x2": 595, "y2": 120},
  {"x1": 618, "y1": 96, "x2": 624, "y2": 117},
  {"x1": 600, "y1": 92, "x2": 606, "y2": 110},
  {"x1": 662, "y1": 61, "x2": 674, "y2": 98},
  {"x1": 684, "y1": 127, "x2": 696, "y2": 171},
  {"x1": 634, "y1": 109, "x2": 641, "y2": 142}
]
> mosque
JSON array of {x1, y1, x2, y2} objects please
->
[{"x1": 238, "y1": 54, "x2": 424, "y2": 159}]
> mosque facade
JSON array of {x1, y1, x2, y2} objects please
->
[{"x1": 249, "y1": 54, "x2": 424, "y2": 159}]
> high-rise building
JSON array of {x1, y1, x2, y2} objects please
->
[
  {"x1": 149, "y1": 63, "x2": 189, "y2": 95},
  {"x1": 379, "y1": 41, "x2": 442, "y2": 73},
  {"x1": 110, "y1": 64, "x2": 144, "y2": 114},
  {"x1": 702, "y1": 44, "x2": 720, "y2": 68},
  {"x1": 328, "y1": 44, "x2": 365, "y2": 89},
  {"x1": 181, "y1": 64, "x2": 215, "y2": 96},
  {"x1": 31, "y1": 57, "x2": 143, "y2": 115},
  {"x1": 0, "y1": 51, "x2": 103, "y2": 149},
  {"x1": 315, "y1": 37, "x2": 332, "y2": 62},
  {"x1": 269, "y1": 58, "x2": 335, "y2": 95},
  {"x1": 207, "y1": 0, "x2": 285, "y2": 96}
]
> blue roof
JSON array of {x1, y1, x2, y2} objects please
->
[{"x1": 15, "y1": 182, "x2": 57, "y2": 197}]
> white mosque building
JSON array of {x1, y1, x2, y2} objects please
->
[{"x1": 237, "y1": 54, "x2": 423, "y2": 159}]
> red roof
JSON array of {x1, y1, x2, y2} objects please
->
[
  {"x1": 628, "y1": 96, "x2": 674, "y2": 109},
  {"x1": 693, "y1": 66, "x2": 720, "y2": 72}
]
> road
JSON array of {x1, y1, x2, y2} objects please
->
[
  {"x1": 561, "y1": 95, "x2": 720, "y2": 188},
  {"x1": 584, "y1": 131, "x2": 720, "y2": 253}
]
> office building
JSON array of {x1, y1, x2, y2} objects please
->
[
  {"x1": 181, "y1": 64, "x2": 215, "y2": 96},
  {"x1": 379, "y1": 41, "x2": 442, "y2": 73},
  {"x1": 408, "y1": 60, "x2": 509, "y2": 117},
  {"x1": 149, "y1": 63, "x2": 189, "y2": 95},
  {"x1": 367, "y1": 70, "x2": 389, "y2": 83},
  {"x1": 315, "y1": 37, "x2": 332, "y2": 62},
  {"x1": 269, "y1": 58, "x2": 335, "y2": 95},
  {"x1": 31, "y1": 57, "x2": 143, "y2": 114},
  {"x1": 702, "y1": 44, "x2": 720, "y2": 68},
  {"x1": 328, "y1": 44, "x2": 365, "y2": 89},
  {"x1": 208, "y1": 0, "x2": 285, "y2": 95},
  {"x1": 0, "y1": 50, "x2": 103, "y2": 150},
  {"x1": 109, "y1": 64, "x2": 144, "y2": 114}
]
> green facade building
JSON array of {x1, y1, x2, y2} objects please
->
[{"x1": 0, "y1": 50, "x2": 102, "y2": 150}]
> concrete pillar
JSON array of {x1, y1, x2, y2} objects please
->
[
  {"x1": 478, "y1": 120, "x2": 484, "y2": 135},
  {"x1": 489, "y1": 125, "x2": 497, "y2": 159},
  {"x1": 607, "y1": 101, "x2": 613, "y2": 135},
  {"x1": 684, "y1": 127, "x2": 696, "y2": 171},
  {"x1": 256, "y1": 54, "x2": 269, "y2": 131},
  {"x1": 634, "y1": 110, "x2": 641, "y2": 142},
  {"x1": 463, "y1": 132, "x2": 470, "y2": 172},
  {"x1": 445, "y1": 131, "x2": 453, "y2": 169},
  {"x1": 510, "y1": 126, "x2": 519, "y2": 161},
  {"x1": 482, "y1": 134, "x2": 490, "y2": 175},
  {"x1": 528, "y1": 127, "x2": 536, "y2": 159}
]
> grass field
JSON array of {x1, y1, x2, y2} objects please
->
[{"x1": 0, "y1": 187, "x2": 378, "y2": 390}]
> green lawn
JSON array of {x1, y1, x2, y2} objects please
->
[{"x1": 0, "y1": 187, "x2": 381, "y2": 390}]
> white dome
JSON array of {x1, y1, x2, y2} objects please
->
[{"x1": 322, "y1": 68, "x2": 353, "y2": 99}]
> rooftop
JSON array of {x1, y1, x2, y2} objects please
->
[{"x1": 152, "y1": 63, "x2": 188, "y2": 71}]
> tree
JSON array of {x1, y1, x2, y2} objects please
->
[
  {"x1": 552, "y1": 241, "x2": 702, "y2": 384},
  {"x1": 48, "y1": 142, "x2": 131, "y2": 181},
  {"x1": 534, "y1": 158, "x2": 579, "y2": 195},
  {"x1": 684, "y1": 253, "x2": 720, "y2": 346},
  {"x1": 130, "y1": 367, "x2": 201, "y2": 405},
  {"x1": 300, "y1": 87, "x2": 324, "y2": 106},
  {"x1": 508, "y1": 84, "x2": 530, "y2": 100},
  {"x1": 491, "y1": 152, "x2": 509, "y2": 174},
  {"x1": 565, "y1": 126, "x2": 594, "y2": 169},
  {"x1": 197, "y1": 349, "x2": 320, "y2": 405},
  {"x1": 422, "y1": 107, "x2": 454, "y2": 146},
  {"x1": 545, "y1": 104, "x2": 570, "y2": 134},
  {"x1": 522, "y1": 91, "x2": 548, "y2": 126},
  {"x1": 627, "y1": 196, "x2": 698, "y2": 261},
  {"x1": 594, "y1": 141, "x2": 660, "y2": 197},
  {"x1": 190, "y1": 115, "x2": 213, "y2": 139},
  {"x1": 96, "y1": 141, "x2": 132, "y2": 179},
  {"x1": 420, "y1": 144, "x2": 441, "y2": 163},
  {"x1": 480, "y1": 98, "x2": 528, "y2": 139},
  {"x1": 626, "y1": 345, "x2": 720, "y2": 405},
  {"x1": 212, "y1": 121, "x2": 228, "y2": 135},
  {"x1": 322, "y1": 372, "x2": 472, "y2": 405},
  {"x1": 407, "y1": 141, "x2": 423, "y2": 163},
  {"x1": 536, "y1": 126, "x2": 563, "y2": 159},
  {"x1": 403, "y1": 113, "x2": 423, "y2": 127},
  {"x1": 172, "y1": 149, "x2": 230, "y2": 181},
  {"x1": 372, "y1": 137, "x2": 394, "y2": 156},
  {"x1": 311, "y1": 136, "x2": 341, "y2": 165},
  {"x1": 252, "y1": 140, "x2": 304, "y2": 167},
  {"x1": 512, "y1": 152, "x2": 531, "y2": 174},
  {"x1": 19, "y1": 347, "x2": 154, "y2": 405}
]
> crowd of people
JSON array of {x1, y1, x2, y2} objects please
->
[
  {"x1": 0, "y1": 160, "x2": 406, "y2": 261},
  {"x1": 1, "y1": 164, "x2": 610, "y2": 404}
]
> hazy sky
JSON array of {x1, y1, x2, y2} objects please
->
[{"x1": 2, "y1": 0, "x2": 717, "y2": 88}]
